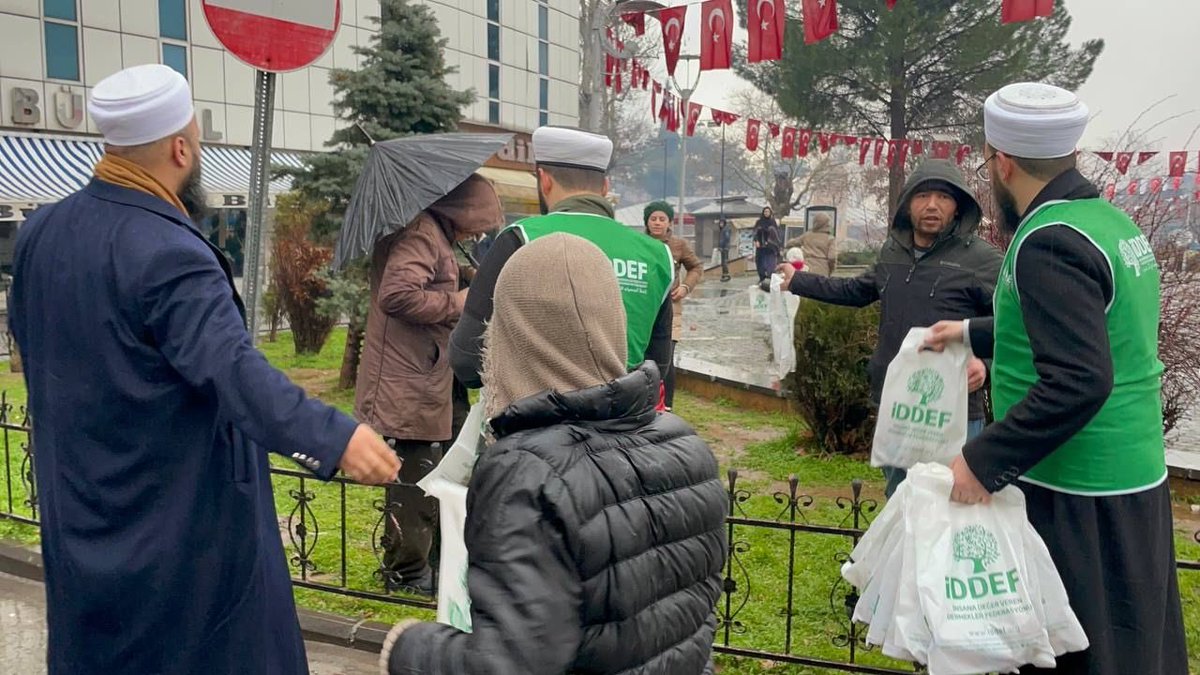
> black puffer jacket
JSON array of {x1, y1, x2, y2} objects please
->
[
  {"x1": 387, "y1": 363, "x2": 727, "y2": 674},
  {"x1": 788, "y1": 160, "x2": 1002, "y2": 420}
]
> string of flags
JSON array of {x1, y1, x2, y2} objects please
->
[{"x1": 611, "y1": 0, "x2": 1056, "y2": 79}]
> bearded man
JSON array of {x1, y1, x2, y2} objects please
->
[
  {"x1": 10, "y1": 64, "x2": 399, "y2": 674},
  {"x1": 924, "y1": 82, "x2": 1187, "y2": 674}
]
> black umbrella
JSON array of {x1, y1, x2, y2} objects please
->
[{"x1": 333, "y1": 132, "x2": 515, "y2": 270}]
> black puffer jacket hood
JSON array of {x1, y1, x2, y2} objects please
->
[
  {"x1": 890, "y1": 159, "x2": 983, "y2": 248},
  {"x1": 388, "y1": 363, "x2": 727, "y2": 675}
]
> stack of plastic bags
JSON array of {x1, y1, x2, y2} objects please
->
[{"x1": 841, "y1": 463, "x2": 1089, "y2": 674}]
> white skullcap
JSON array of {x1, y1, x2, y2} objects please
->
[
  {"x1": 89, "y1": 64, "x2": 195, "y2": 147},
  {"x1": 984, "y1": 82, "x2": 1089, "y2": 159},
  {"x1": 532, "y1": 126, "x2": 613, "y2": 171}
]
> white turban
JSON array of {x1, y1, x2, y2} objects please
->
[
  {"x1": 984, "y1": 82, "x2": 1089, "y2": 159},
  {"x1": 532, "y1": 127, "x2": 613, "y2": 171},
  {"x1": 89, "y1": 64, "x2": 195, "y2": 147}
]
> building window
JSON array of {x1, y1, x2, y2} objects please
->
[
  {"x1": 159, "y1": 0, "x2": 187, "y2": 40},
  {"x1": 487, "y1": 24, "x2": 500, "y2": 62},
  {"x1": 538, "y1": 5, "x2": 548, "y2": 40},
  {"x1": 488, "y1": 101, "x2": 500, "y2": 125},
  {"x1": 540, "y1": 111, "x2": 549, "y2": 127},
  {"x1": 44, "y1": 0, "x2": 76, "y2": 21},
  {"x1": 487, "y1": 0, "x2": 499, "y2": 22},
  {"x1": 162, "y1": 44, "x2": 188, "y2": 79},
  {"x1": 538, "y1": 41, "x2": 549, "y2": 76},
  {"x1": 488, "y1": 64, "x2": 500, "y2": 100},
  {"x1": 44, "y1": 22, "x2": 79, "y2": 81},
  {"x1": 539, "y1": 78, "x2": 549, "y2": 110}
]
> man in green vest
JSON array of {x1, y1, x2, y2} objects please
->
[
  {"x1": 450, "y1": 127, "x2": 675, "y2": 391},
  {"x1": 924, "y1": 83, "x2": 1186, "y2": 674}
]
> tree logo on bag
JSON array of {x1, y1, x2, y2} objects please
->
[
  {"x1": 953, "y1": 525, "x2": 999, "y2": 573},
  {"x1": 946, "y1": 525, "x2": 1022, "y2": 604},
  {"x1": 907, "y1": 369, "x2": 945, "y2": 405}
]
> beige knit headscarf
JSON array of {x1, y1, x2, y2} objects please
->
[{"x1": 482, "y1": 233, "x2": 628, "y2": 420}]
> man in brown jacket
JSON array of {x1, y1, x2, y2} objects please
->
[
  {"x1": 355, "y1": 174, "x2": 502, "y2": 595},
  {"x1": 785, "y1": 213, "x2": 837, "y2": 277}
]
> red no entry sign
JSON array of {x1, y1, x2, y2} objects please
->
[{"x1": 202, "y1": 0, "x2": 342, "y2": 73}]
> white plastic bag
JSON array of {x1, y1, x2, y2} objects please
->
[
  {"x1": 871, "y1": 328, "x2": 969, "y2": 469},
  {"x1": 768, "y1": 274, "x2": 799, "y2": 380},
  {"x1": 416, "y1": 397, "x2": 487, "y2": 632},
  {"x1": 907, "y1": 465, "x2": 1055, "y2": 674}
]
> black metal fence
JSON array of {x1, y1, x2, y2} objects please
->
[{"x1": 0, "y1": 394, "x2": 1197, "y2": 673}]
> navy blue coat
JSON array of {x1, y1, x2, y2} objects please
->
[{"x1": 10, "y1": 180, "x2": 359, "y2": 675}]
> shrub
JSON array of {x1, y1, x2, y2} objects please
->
[
  {"x1": 788, "y1": 300, "x2": 880, "y2": 456},
  {"x1": 271, "y1": 193, "x2": 336, "y2": 355}
]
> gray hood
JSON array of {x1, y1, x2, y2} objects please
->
[{"x1": 890, "y1": 160, "x2": 982, "y2": 244}]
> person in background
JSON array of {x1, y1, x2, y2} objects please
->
[
  {"x1": 449, "y1": 127, "x2": 675, "y2": 390},
  {"x1": 923, "y1": 82, "x2": 1187, "y2": 675},
  {"x1": 355, "y1": 173, "x2": 503, "y2": 596},
  {"x1": 785, "y1": 213, "x2": 837, "y2": 277},
  {"x1": 776, "y1": 159, "x2": 1001, "y2": 497},
  {"x1": 753, "y1": 206, "x2": 782, "y2": 282},
  {"x1": 718, "y1": 218, "x2": 733, "y2": 281},
  {"x1": 644, "y1": 200, "x2": 703, "y2": 411},
  {"x1": 9, "y1": 64, "x2": 399, "y2": 675},
  {"x1": 380, "y1": 233, "x2": 726, "y2": 675}
]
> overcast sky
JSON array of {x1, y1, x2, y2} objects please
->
[{"x1": 655, "y1": 0, "x2": 1199, "y2": 152}]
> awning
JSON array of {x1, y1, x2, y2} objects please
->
[
  {"x1": 476, "y1": 166, "x2": 538, "y2": 216},
  {"x1": 0, "y1": 132, "x2": 308, "y2": 220}
]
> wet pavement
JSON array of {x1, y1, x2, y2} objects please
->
[{"x1": 0, "y1": 572, "x2": 381, "y2": 675}]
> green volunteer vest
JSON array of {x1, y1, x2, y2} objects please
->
[
  {"x1": 992, "y1": 199, "x2": 1166, "y2": 495},
  {"x1": 507, "y1": 212, "x2": 675, "y2": 369}
]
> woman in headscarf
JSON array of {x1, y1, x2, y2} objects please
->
[
  {"x1": 753, "y1": 206, "x2": 782, "y2": 282},
  {"x1": 354, "y1": 173, "x2": 502, "y2": 596},
  {"x1": 379, "y1": 233, "x2": 727, "y2": 675},
  {"x1": 643, "y1": 200, "x2": 702, "y2": 410}
]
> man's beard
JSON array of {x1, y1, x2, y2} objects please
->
[
  {"x1": 992, "y1": 178, "x2": 1022, "y2": 234},
  {"x1": 537, "y1": 187, "x2": 549, "y2": 215},
  {"x1": 178, "y1": 159, "x2": 211, "y2": 221}
]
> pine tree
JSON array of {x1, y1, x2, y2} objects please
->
[
  {"x1": 278, "y1": 0, "x2": 473, "y2": 382},
  {"x1": 735, "y1": 1, "x2": 1103, "y2": 205}
]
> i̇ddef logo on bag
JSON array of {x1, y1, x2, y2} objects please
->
[
  {"x1": 945, "y1": 526, "x2": 1020, "y2": 601},
  {"x1": 891, "y1": 368, "x2": 953, "y2": 428}
]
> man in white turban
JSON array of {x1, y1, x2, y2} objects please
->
[
  {"x1": 924, "y1": 82, "x2": 1187, "y2": 674},
  {"x1": 9, "y1": 64, "x2": 400, "y2": 674}
]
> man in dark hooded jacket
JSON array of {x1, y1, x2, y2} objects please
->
[{"x1": 777, "y1": 160, "x2": 1002, "y2": 496}]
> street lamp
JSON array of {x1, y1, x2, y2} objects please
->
[{"x1": 670, "y1": 55, "x2": 703, "y2": 233}]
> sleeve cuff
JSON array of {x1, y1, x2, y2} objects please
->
[{"x1": 962, "y1": 319, "x2": 972, "y2": 353}]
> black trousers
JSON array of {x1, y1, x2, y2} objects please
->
[
  {"x1": 381, "y1": 377, "x2": 472, "y2": 582},
  {"x1": 719, "y1": 248, "x2": 730, "y2": 277},
  {"x1": 663, "y1": 340, "x2": 678, "y2": 408}
]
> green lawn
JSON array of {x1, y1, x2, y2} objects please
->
[{"x1": 0, "y1": 329, "x2": 1197, "y2": 673}]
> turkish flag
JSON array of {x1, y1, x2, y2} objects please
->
[
  {"x1": 621, "y1": 12, "x2": 646, "y2": 36},
  {"x1": 1150, "y1": 177, "x2": 1164, "y2": 194},
  {"x1": 889, "y1": 139, "x2": 911, "y2": 167},
  {"x1": 955, "y1": 144, "x2": 973, "y2": 166},
  {"x1": 1104, "y1": 184, "x2": 1116, "y2": 201},
  {"x1": 842, "y1": 135, "x2": 858, "y2": 147},
  {"x1": 1094, "y1": 151, "x2": 1115, "y2": 162},
  {"x1": 659, "y1": 6, "x2": 688, "y2": 76},
  {"x1": 1169, "y1": 151, "x2": 1187, "y2": 178},
  {"x1": 652, "y1": 82, "x2": 662, "y2": 116},
  {"x1": 932, "y1": 141, "x2": 952, "y2": 159},
  {"x1": 748, "y1": 0, "x2": 785, "y2": 63},
  {"x1": 797, "y1": 129, "x2": 813, "y2": 157},
  {"x1": 817, "y1": 132, "x2": 832, "y2": 154},
  {"x1": 1001, "y1": 0, "x2": 1054, "y2": 24},
  {"x1": 686, "y1": 102, "x2": 703, "y2": 136},
  {"x1": 1137, "y1": 151, "x2": 1158, "y2": 166},
  {"x1": 1127, "y1": 180, "x2": 1139, "y2": 196},
  {"x1": 782, "y1": 127, "x2": 797, "y2": 159},
  {"x1": 769, "y1": 123, "x2": 781, "y2": 138},
  {"x1": 1115, "y1": 152, "x2": 1133, "y2": 175},
  {"x1": 803, "y1": 0, "x2": 838, "y2": 45},
  {"x1": 1173, "y1": 176, "x2": 1184, "y2": 191},
  {"x1": 887, "y1": 0, "x2": 898, "y2": 7},
  {"x1": 858, "y1": 138, "x2": 872, "y2": 165},
  {"x1": 700, "y1": 0, "x2": 733, "y2": 71},
  {"x1": 747, "y1": 119, "x2": 762, "y2": 151},
  {"x1": 911, "y1": 139, "x2": 924, "y2": 156}
]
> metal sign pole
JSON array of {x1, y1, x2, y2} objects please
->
[{"x1": 243, "y1": 69, "x2": 276, "y2": 341}]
